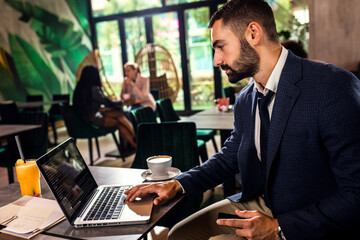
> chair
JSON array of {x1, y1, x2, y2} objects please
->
[
  {"x1": 130, "y1": 106, "x2": 207, "y2": 162},
  {"x1": 0, "y1": 111, "x2": 49, "y2": 183},
  {"x1": 20, "y1": 112, "x2": 49, "y2": 159},
  {"x1": 156, "y1": 97, "x2": 181, "y2": 122},
  {"x1": 25, "y1": 94, "x2": 44, "y2": 113},
  {"x1": 59, "y1": 104, "x2": 125, "y2": 165},
  {"x1": 0, "y1": 101, "x2": 21, "y2": 124},
  {"x1": 156, "y1": 98, "x2": 216, "y2": 158},
  {"x1": 223, "y1": 86, "x2": 236, "y2": 105},
  {"x1": 132, "y1": 122, "x2": 203, "y2": 227},
  {"x1": 150, "y1": 88, "x2": 159, "y2": 100},
  {"x1": 129, "y1": 106, "x2": 157, "y2": 134},
  {"x1": 48, "y1": 94, "x2": 70, "y2": 145}
]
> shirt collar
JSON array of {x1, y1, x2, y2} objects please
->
[{"x1": 253, "y1": 46, "x2": 288, "y2": 95}]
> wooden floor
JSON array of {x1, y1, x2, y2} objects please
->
[{"x1": 0, "y1": 124, "x2": 225, "y2": 240}]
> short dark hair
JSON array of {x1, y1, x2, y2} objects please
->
[{"x1": 209, "y1": 0, "x2": 278, "y2": 42}]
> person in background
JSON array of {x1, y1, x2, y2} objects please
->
[
  {"x1": 73, "y1": 65, "x2": 136, "y2": 148},
  {"x1": 125, "y1": 0, "x2": 360, "y2": 239},
  {"x1": 120, "y1": 62, "x2": 156, "y2": 111},
  {"x1": 281, "y1": 40, "x2": 308, "y2": 58}
]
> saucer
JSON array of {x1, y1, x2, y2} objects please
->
[{"x1": 141, "y1": 167, "x2": 181, "y2": 181}]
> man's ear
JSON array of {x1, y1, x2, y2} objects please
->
[{"x1": 245, "y1": 22, "x2": 262, "y2": 46}]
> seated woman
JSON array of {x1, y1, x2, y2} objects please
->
[
  {"x1": 73, "y1": 65, "x2": 136, "y2": 148},
  {"x1": 120, "y1": 62, "x2": 156, "y2": 111}
]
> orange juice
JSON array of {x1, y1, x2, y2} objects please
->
[{"x1": 15, "y1": 159, "x2": 41, "y2": 196}]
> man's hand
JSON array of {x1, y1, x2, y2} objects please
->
[
  {"x1": 125, "y1": 180, "x2": 182, "y2": 205},
  {"x1": 216, "y1": 210, "x2": 279, "y2": 240}
]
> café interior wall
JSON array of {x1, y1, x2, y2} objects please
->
[
  {"x1": 0, "y1": 0, "x2": 91, "y2": 102},
  {"x1": 308, "y1": 0, "x2": 360, "y2": 72}
]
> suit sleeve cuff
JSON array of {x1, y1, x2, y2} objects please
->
[{"x1": 174, "y1": 180, "x2": 186, "y2": 194}]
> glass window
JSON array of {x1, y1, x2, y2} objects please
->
[
  {"x1": 92, "y1": 0, "x2": 162, "y2": 17},
  {"x1": 186, "y1": 7, "x2": 214, "y2": 110},
  {"x1": 166, "y1": 0, "x2": 207, "y2": 6},
  {"x1": 152, "y1": 12, "x2": 184, "y2": 110},
  {"x1": 124, "y1": 17, "x2": 146, "y2": 63},
  {"x1": 95, "y1": 21, "x2": 123, "y2": 95}
]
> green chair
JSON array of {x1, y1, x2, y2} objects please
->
[
  {"x1": 132, "y1": 122, "x2": 203, "y2": 227},
  {"x1": 130, "y1": 106, "x2": 207, "y2": 162},
  {"x1": 150, "y1": 88, "x2": 159, "y2": 100},
  {"x1": 129, "y1": 106, "x2": 157, "y2": 135},
  {"x1": 156, "y1": 98, "x2": 216, "y2": 158},
  {"x1": 60, "y1": 104, "x2": 125, "y2": 165}
]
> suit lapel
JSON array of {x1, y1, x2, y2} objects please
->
[{"x1": 266, "y1": 53, "x2": 302, "y2": 178}]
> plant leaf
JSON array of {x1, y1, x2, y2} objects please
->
[{"x1": 9, "y1": 34, "x2": 61, "y2": 100}]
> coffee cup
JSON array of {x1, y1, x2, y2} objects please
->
[
  {"x1": 146, "y1": 155, "x2": 172, "y2": 177},
  {"x1": 15, "y1": 159, "x2": 41, "y2": 196}
]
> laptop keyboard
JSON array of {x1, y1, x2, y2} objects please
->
[{"x1": 84, "y1": 186, "x2": 130, "y2": 221}]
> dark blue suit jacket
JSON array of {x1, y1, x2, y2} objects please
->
[{"x1": 175, "y1": 52, "x2": 360, "y2": 239}]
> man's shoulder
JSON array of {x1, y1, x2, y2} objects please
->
[
  {"x1": 285, "y1": 53, "x2": 357, "y2": 86},
  {"x1": 297, "y1": 56, "x2": 354, "y2": 79},
  {"x1": 233, "y1": 81, "x2": 255, "y2": 110},
  {"x1": 237, "y1": 80, "x2": 254, "y2": 98}
]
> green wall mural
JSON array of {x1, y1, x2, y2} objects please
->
[{"x1": 0, "y1": 0, "x2": 91, "y2": 102}]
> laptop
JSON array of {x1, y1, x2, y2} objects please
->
[{"x1": 36, "y1": 137, "x2": 153, "y2": 228}]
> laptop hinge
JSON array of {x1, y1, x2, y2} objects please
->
[{"x1": 78, "y1": 189, "x2": 99, "y2": 219}]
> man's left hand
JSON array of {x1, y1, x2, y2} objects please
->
[{"x1": 216, "y1": 210, "x2": 279, "y2": 240}]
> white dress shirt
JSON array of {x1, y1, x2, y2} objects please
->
[{"x1": 253, "y1": 47, "x2": 288, "y2": 161}]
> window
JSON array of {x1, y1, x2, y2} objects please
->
[
  {"x1": 96, "y1": 21, "x2": 123, "y2": 93},
  {"x1": 166, "y1": 0, "x2": 207, "y2": 6},
  {"x1": 124, "y1": 17, "x2": 146, "y2": 62},
  {"x1": 91, "y1": 0, "x2": 162, "y2": 17},
  {"x1": 153, "y1": 12, "x2": 184, "y2": 110},
  {"x1": 186, "y1": 7, "x2": 214, "y2": 110}
]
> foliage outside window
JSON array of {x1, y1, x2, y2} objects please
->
[
  {"x1": 152, "y1": 12, "x2": 184, "y2": 110},
  {"x1": 186, "y1": 7, "x2": 215, "y2": 110},
  {"x1": 272, "y1": 0, "x2": 309, "y2": 51},
  {"x1": 91, "y1": 0, "x2": 162, "y2": 17},
  {"x1": 96, "y1": 21, "x2": 123, "y2": 94},
  {"x1": 124, "y1": 17, "x2": 146, "y2": 63},
  {"x1": 166, "y1": 0, "x2": 207, "y2": 6}
]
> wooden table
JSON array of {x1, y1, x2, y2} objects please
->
[
  {"x1": 0, "y1": 166, "x2": 183, "y2": 240},
  {"x1": 0, "y1": 124, "x2": 41, "y2": 159}
]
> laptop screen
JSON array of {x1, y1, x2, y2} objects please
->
[{"x1": 36, "y1": 138, "x2": 98, "y2": 224}]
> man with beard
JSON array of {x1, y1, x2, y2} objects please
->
[{"x1": 125, "y1": 0, "x2": 360, "y2": 239}]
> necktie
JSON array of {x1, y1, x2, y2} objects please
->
[{"x1": 257, "y1": 90, "x2": 275, "y2": 174}]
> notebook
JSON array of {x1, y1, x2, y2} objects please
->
[{"x1": 36, "y1": 137, "x2": 153, "y2": 228}]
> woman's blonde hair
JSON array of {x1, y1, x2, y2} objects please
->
[{"x1": 124, "y1": 62, "x2": 140, "y2": 73}]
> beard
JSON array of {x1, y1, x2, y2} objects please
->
[{"x1": 221, "y1": 38, "x2": 260, "y2": 83}]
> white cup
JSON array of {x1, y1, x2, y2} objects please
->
[{"x1": 146, "y1": 155, "x2": 172, "y2": 177}]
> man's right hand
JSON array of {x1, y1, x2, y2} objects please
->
[{"x1": 124, "y1": 180, "x2": 183, "y2": 205}]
